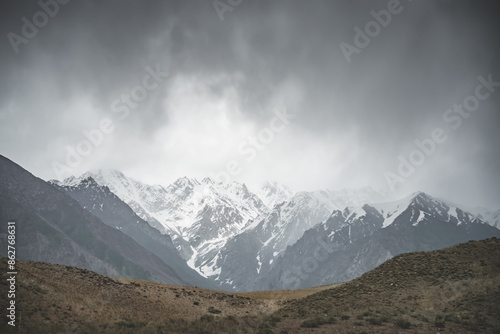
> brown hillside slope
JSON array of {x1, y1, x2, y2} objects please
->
[
  {"x1": 0, "y1": 261, "x2": 275, "y2": 333},
  {"x1": 274, "y1": 237, "x2": 500, "y2": 333},
  {"x1": 1, "y1": 237, "x2": 499, "y2": 333}
]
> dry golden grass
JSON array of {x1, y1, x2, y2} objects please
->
[
  {"x1": 272, "y1": 237, "x2": 500, "y2": 333},
  {"x1": 237, "y1": 282, "x2": 342, "y2": 301},
  {"x1": 0, "y1": 261, "x2": 273, "y2": 333}
]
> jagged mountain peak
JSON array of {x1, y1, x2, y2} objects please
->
[
  {"x1": 57, "y1": 169, "x2": 130, "y2": 188},
  {"x1": 409, "y1": 191, "x2": 456, "y2": 211},
  {"x1": 409, "y1": 190, "x2": 433, "y2": 201},
  {"x1": 369, "y1": 191, "x2": 487, "y2": 230},
  {"x1": 85, "y1": 168, "x2": 126, "y2": 180},
  {"x1": 77, "y1": 176, "x2": 101, "y2": 188},
  {"x1": 172, "y1": 176, "x2": 201, "y2": 188},
  {"x1": 54, "y1": 175, "x2": 79, "y2": 186},
  {"x1": 201, "y1": 177, "x2": 214, "y2": 184},
  {"x1": 342, "y1": 205, "x2": 366, "y2": 219}
]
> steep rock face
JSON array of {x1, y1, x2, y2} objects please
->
[
  {"x1": 212, "y1": 188, "x2": 386, "y2": 291},
  {"x1": 265, "y1": 192, "x2": 500, "y2": 290},
  {"x1": 55, "y1": 171, "x2": 175, "y2": 234},
  {"x1": 52, "y1": 177, "x2": 216, "y2": 289},
  {"x1": 0, "y1": 155, "x2": 187, "y2": 286},
  {"x1": 55, "y1": 172, "x2": 269, "y2": 278}
]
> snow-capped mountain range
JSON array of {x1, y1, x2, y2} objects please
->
[
  {"x1": 50, "y1": 176, "x2": 217, "y2": 289},
  {"x1": 3, "y1": 150, "x2": 497, "y2": 293},
  {"x1": 262, "y1": 191, "x2": 500, "y2": 291},
  {"x1": 53, "y1": 170, "x2": 388, "y2": 286},
  {"x1": 51, "y1": 169, "x2": 500, "y2": 291}
]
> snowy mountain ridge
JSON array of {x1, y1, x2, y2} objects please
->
[
  {"x1": 259, "y1": 191, "x2": 499, "y2": 291},
  {"x1": 52, "y1": 170, "x2": 499, "y2": 291},
  {"x1": 53, "y1": 170, "x2": 387, "y2": 283}
]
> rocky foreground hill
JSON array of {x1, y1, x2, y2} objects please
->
[{"x1": 1, "y1": 237, "x2": 499, "y2": 333}]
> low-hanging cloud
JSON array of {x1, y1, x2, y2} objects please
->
[{"x1": 0, "y1": 0, "x2": 499, "y2": 209}]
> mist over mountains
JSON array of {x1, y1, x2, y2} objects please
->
[
  {"x1": 1, "y1": 0, "x2": 499, "y2": 211},
  {"x1": 2, "y1": 154, "x2": 499, "y2": 293}
]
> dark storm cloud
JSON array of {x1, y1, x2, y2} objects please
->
[{"x1": 0, "y1": 0, "x2": 499, "y2": 208}]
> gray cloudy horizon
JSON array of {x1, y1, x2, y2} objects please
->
[{"x1": 0, "y1": 0, "x2": 499, "y2": 209}]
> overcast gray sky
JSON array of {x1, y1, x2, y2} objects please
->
[{"x1": 0, "y1": 0, "x2": 499, "y2": 208}]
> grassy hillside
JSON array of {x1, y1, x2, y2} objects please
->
[
  {"x1": 274, "y1": 237, "x2": 500, "y2": 333},
  {"x1": 1, "y1": 237, "x2": 499, "y2": 333}
]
